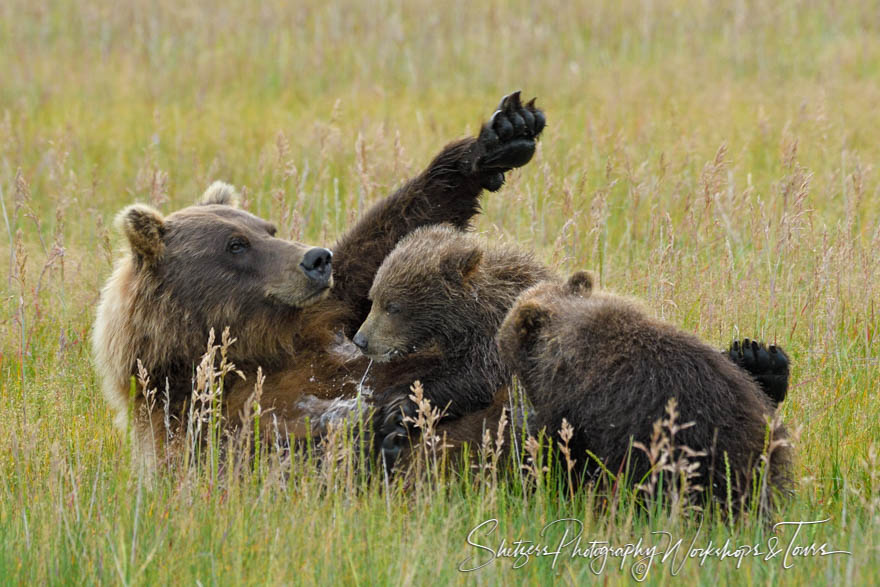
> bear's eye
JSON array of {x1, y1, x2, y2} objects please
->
[
  {"x1": 227, "y1": 237, "x2": 250, "y2": 254},
  {"x1": 385, "y1": 302, "x2": 401, "y2": 315}
]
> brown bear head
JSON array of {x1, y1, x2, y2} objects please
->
[
  {"x1": 117, "y1": 184, "x2": 333, "y2": 309},
  {"x1": 93, "y1": 182, "x2": 333, "y2": 426},
  {"x1": 352, "y1": 225, "x2": 483, "y2": 362},
  {"x1": 496, "y1": 270, "x2": 595, "y2": 371}
]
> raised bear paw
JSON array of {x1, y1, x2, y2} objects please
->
[
  {"x1": 727, "y1": 339, "x2": 790, "y2": 406},
  {"x1": 475, "y1": 91, "x2": 546, "y2": 192}
]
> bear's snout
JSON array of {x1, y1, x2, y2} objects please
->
[
  {"x1": 300, "y1": 247, "x2": 333, "y2": 285},
  {"x1": 352, "y1": 331, "x2": 368, "y2": 351},
  {"x1": 351, "y1": 318, "x2": 396, "y2": 361}
]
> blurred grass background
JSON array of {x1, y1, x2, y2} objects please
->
[{"x1": 1, "y1": 0, "x2": 879, "y2": 583}]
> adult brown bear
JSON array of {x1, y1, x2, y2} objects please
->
[{"x1": 92, "y1": 93, "x2": 545, "y2": 467}]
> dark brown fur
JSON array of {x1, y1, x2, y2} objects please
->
[{"x1": 496, "y1": 272, "x2": 792, "y2": 509}]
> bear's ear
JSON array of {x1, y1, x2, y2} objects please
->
[
  {"x1": 199, "y1": 181, "x2": 239, "y2": 207},
  {"x1": 443, "y1": 247, "x2": 483, "y2": 282},
  {"x1": 567, "y1": 271, "x2": 595, "y2": 297},
  {"x1": 511, "y1": 302, "x2": 551, "y2": 347},
  {"x1": 115, "y1": 204, "x2": 166, "y2": 266}
]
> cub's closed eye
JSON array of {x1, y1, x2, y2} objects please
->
[
  {"x1": 267, "y1": 225, "x2": 277, "y2": 237},
  {"x1": 227, "y1": 238, "x2": 250, "y2": 254},
  {"x1": 386, "y1": 303, "x2": 401, "y2": 315}
]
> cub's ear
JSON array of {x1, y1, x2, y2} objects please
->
[
  {"x1": 443, "y1": 247, "x2": 483, "y2": 282},
  {"x1": 567, "y1": 271, "x2": 595, "y2": 297},
  {"x1": 115, "y1": 204, "x2": 165, "y2": 266},
  {"x1": 510, "y1": 302, "x2": 551, "y2": 347},
  {"x1": 200, "y1": 181, "x2": 240, "y2": 207}
]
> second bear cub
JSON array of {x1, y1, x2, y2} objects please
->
[{"x1": 497, "y1": 271, "x2": 792, "y2": 507}]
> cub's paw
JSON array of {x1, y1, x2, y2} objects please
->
[
  {"x1": 380, "y1": 426, "x2": 408, "y2": 475},
  {"x1": 475, "y1": 91, "x2": 545, "y2": 192},
  {"x1": 374, "y1": 394, "x2": 418, "y2": 473},
  {"x1": 727, "y1": 339, "x2": 790, "y2": 406}
]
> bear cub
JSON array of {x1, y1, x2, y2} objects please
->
[
  {"x1": 352, "y1": 225, "x2": 553, "y2": 456},
  {"x1": 497, "y1": 271, "x2": 792, "y2": 508}
]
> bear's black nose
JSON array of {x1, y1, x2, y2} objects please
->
[
  {"x1": 300, "y1": 247, "x2": 333, "y2": 284},
  {"x1": 352, "y1": 331, "x2": 368, "y2": 351}
]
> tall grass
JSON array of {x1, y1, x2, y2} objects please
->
[{"x1": 1, "y1": 0, "x2": 879, "y2": 583}]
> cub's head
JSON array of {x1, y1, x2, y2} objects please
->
[
  {"x1": 496, "y1": 270, "x2": 594, "y2": 370},
  {"x1": 352, "y1": 225, "x2": 483, "y2": 362}
]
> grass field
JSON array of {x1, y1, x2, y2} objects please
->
[{"x1": 1, "y1": 0, "x2": 879, "y2": 583}]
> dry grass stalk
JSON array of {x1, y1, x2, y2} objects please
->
[
  {"x1": 403, "y1": 380, "x2": 451, "y2": 488},
  {"x1": 633, "y1": 397, "x2": 706, "y2": 517}
]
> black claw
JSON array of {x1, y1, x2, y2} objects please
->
[
  {"x1": 509, "y1": 90, "x2": 522, "y2": 108},
  {"x1": 497, "y1": 93, "x2": 512, "y2": 111},
  {"x1": 381, "y1": 427, "x2": 407, "y2": 451}
]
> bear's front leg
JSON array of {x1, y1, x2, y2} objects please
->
[{"x1": 332, "y1": 92, "x2": 546, "y2": 335}]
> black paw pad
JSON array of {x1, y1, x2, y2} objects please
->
[
  {"x1": 728, "y1": 338, "x2": 790, "y2": 406},
  {"x1": 481, "y1": 172, "x2": 505, "y2": 192},
  {"x1": 475, "y1": 91, "x2": 545, "y2": 182}
]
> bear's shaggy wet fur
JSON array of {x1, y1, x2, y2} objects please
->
[
  {"x1": 496, "y1": 271, "x2": 792, "y2": 509},
  {"x1": 92, "y1": 93, "x2": 546, "y2": 467}
]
